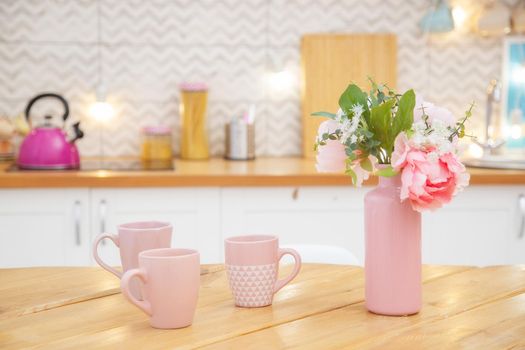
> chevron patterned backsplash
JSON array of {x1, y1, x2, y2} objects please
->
[{"x1": 0, "y1": 0, "x2": 516, "y2": 157}]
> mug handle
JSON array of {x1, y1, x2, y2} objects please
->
[
  {"x1": 92, "y1": 233, "x2": 122, "y2": 278},
  {"x1": 121, "y1": 268, "x2": 152, "y2": 316},
  {"x1": 274, "y1": 248, "x2": 302, "y2": 294}
]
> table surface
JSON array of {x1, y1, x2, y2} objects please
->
[
  {"x1": 1, "y1": 157, "x2": 524, "y2": 188},
  {"x1": 1, "y1": 264, "x2": 524, "y2": 349}
]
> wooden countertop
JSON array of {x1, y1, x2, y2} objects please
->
[
  {"x1": 1, "y1": 264, "x2": 524, "y2": 349},
  {"x1": 0, "y1": 157, "x2": 524, "y2": 188}
]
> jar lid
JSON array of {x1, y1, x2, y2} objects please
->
[
  {"x1": 142, "y1": 126, "x2": 172, "y2": 135},
  {"x1": 180, "y1": 82, "x2": 208, "y2": 92}
]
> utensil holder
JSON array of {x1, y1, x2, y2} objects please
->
[{"x1": 225, "y1": 122, "x2": 255, "y2": 160}]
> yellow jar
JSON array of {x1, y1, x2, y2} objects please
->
[
  {"x1": 141, "y1": 126, "x2": 173, "y2": 169},
  {"x1": 180, "y1": 82, "x2": 209, "y2": 160}
]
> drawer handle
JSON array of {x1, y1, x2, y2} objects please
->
[
  {"x1": 74, "y1": 200, "x2": 82, "y2": 246},
  {"x1": 292, "y1": 188, "x2": 299, "y2": 201},
  {"x1": 518, "y1": 194, "x2": 525, "y2": 239}
]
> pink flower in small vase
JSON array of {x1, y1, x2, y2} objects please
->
[
  {"x1": 315, "y1": 120, "x2": 346, "y2": 173},
  {"x1": 392, "y1": 132, "x2": 470, "y2": 212}
]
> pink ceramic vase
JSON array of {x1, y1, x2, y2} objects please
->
[{"x1": 364, "y1": 173, "x2": 422, "y2": 316}]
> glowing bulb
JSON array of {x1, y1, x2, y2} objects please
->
[
  {"x1": 468, "y1": 143, "x2": 483, "y2": 158},
  {"x1": 452, "y1": 6, "x2": 467, "y2": 28},
  {"x1": 267, "y1": 70, "x2": 293, "y2": 92},
  {"x1": 511, "y1": 124, "x2": 522, "y2": 139},
  {"x1": 512, "y1": 64, "x2": 525, "y2": 84},
  {"x1": 90, "y1": 101, "x2": 114, "y2": 122}
]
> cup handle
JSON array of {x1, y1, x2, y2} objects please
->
[
  {"x1": 274, "y1": 248, "x2": 302, "y2": 294},
  {"x1": 92, "y1": 233, "x2": 122, "y2": 278},
  {"x1": 120, "y1": 268, "x2": 152, "y2": 316}
]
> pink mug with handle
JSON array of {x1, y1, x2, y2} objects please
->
[
  {"x1": 121, "y1": 248, "x2": 200, "y2": 329},
  {"x1": 92, "y1": 221, "x2": 172, "y2": 299},
  {"x1": 224, "y1": 235, "x2": 302, "y2": 308}
]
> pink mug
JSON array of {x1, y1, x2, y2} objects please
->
[
  {"x1": 224, "y1": 235, "x2": 302, "y2": 308},
  {"x1": 92, "y1": 221, "x2": 172, "y2": 298},
  {"x1": 121, "y1": 248, "x2": 200, "y2": 329}
]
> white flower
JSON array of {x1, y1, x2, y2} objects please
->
[
  {"x1": 350, "y1": 104, "x2": 364, "y2": 118},
  {"x1": 335, "y1": 108, "x2": 345, "y2": 124}
]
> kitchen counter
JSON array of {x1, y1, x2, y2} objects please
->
[
  {"x1": 0, "y1": 157, "x2": 524, "y2": 188},
  {"x1": 1, "y1": 264, "x2": 524, "y2": 349}
]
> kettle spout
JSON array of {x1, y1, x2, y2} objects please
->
[{"x1": 70, "y1": 122, "x2": 84, "y2": 143}]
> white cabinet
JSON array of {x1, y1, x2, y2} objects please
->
[
  {"x1": 0, "y1": 189, "x2": 90, "y2": 267},
  {"x1": 221, "y1": 187, "x2": 367, "y2": 263},
  {"x1": 90, "y1": 188, "x2": 222, "y2": 265},
  {"x1": 422, "y1": 186, "x2": 525, "y2": 265},
  {"x1": 0, "y1": 185, "x2": 523, "y2": 267},
  {"x1": 222, "y1": 186, "x2": 525, "y2": 266}
]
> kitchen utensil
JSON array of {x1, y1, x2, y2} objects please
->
[
  {"x1": 224, "y1": 235, "x2": 301, "y2": 307},
  {"x1": 121, "y1": 248, "x2": 200, "y2": 329},
  {"x1": 225, "y1": 117, "x2": 255, "y2": 160},
  {"x1": 17, "y1": 93, "x2": 84, "y2": 169},
  {"x1": 180, "y1": 82, "x2": 209, "y2": 160},
  {"x1": 92, "y1": 221, "x2": 172, "y2": 299},
  {"x1": 301, "y1": 34, "x2": 397, "y2": 157}
]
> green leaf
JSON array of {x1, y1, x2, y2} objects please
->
[
  {"x1": 375, "y1": 166, "x2": 398, "y2": 177},
  {"x1": 369, "y1": 99, "x2": 395, "y2": 154},
  {"x1": 393, "y1": 89, "x2": 415, "y2": 137},
  {"x1": 345, "y1": 167, "x2": 358, "y2": 186},
  {"x1": 311, "y1": 111, "x2": 337, "y2": 119},
  {"x1": 338, "y1": 84, "x2": 367, "y2": 112},
  {"x1": 360, "y1": 157, "x2": 373, "y2": 172},
  {"x1": 338, "y1": 84, "x2": 370, "y2": 125}
]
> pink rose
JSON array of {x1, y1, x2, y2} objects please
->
[
  {"x1": 317, "y1": 119, "x2": 339, "y2": 135},
  {"x1": 315, "y1": 120, "x2": 346, "y2": 173},
  {"x1": 316, "y1": 140, "x2": 346, "y2": 173},
  {"x1": 392, "y1": 132, "x2": 469, "y2": 212},
  {"x1": 414, "y1": 96, "x2": 456, "y2": 126}
]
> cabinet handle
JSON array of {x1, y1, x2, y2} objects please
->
[
  {"x1": 518, "y1": 194, "x2": 525, "y2": 239},
  {"x1": 292, "y1": 188, "x2": 299, "y2": 201},
  {"x1": 74, "y1": 200, "x2": 82, "y2": 246},
  {"x1": 100, "y1": 199, "x2": 107, "y2": 245}
]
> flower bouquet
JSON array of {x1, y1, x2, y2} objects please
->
[
  {"x1": 313, "y1": 81, "x2": 473, "y2": 315},
  {"x1": 314, "y1": 81, "x2": 472, "y2": 211}
]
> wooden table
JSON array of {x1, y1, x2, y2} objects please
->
[{"x1": 1, "y1": 264, "x2": 524, "y2": 349}]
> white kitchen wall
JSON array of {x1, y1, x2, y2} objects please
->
[{"x1": 0, "y1": 0, "x2": 516, "y2": 157}]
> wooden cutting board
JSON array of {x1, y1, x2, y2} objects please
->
[{"x1": 301, "y1": 34, "x2": 397, "y2": 157}]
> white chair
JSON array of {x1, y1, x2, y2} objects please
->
[{"x1": 281, "y1": 244, "x2": 360, "y2": 266}]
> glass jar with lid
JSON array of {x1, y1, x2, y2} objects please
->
[{"x1": 141, "y1": 126, "x2": 173, "y2": 169}]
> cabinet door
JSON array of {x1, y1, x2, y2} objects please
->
[
  {"x1": 221, "y1": 187, "x2": 366, "y2": 263},
  {"x1": 0, "y1": 189, "x2": 90, "y2": 267},
  {"x1": 90, "y1": 188, "x2": 221, "y2": 265},
  {"x1": 422, "y1": 186, "x2": 525, "y2": 266}
]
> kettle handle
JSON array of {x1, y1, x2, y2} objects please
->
[{"x1": 25, "y1": 93, "x2": 69, "y2": 123}]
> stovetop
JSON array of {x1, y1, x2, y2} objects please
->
[{"x1": 7, "y1": 159, "x2": 175, "y2": 172}]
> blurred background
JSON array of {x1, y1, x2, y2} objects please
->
[{"x1": 1, "y1": 0, "x2": 523, "y2": 158}]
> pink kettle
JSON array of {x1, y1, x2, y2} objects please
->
[{"x1": 18, "y1": 93, "x2": 84, "y2": 170}]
